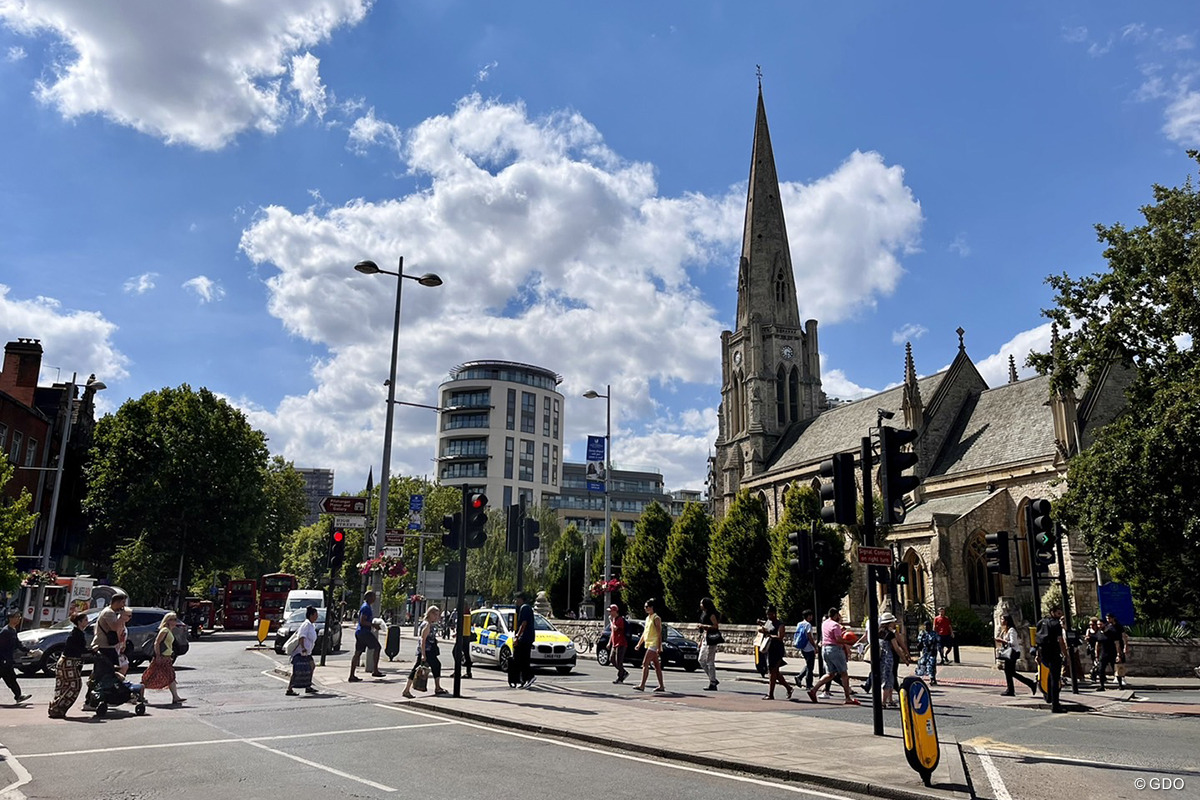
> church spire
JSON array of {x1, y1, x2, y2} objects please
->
[
  {"x1": 735, "y1": 83, "x2": 800, "y2": 331},
  {"x1": 902, "y1": 341, "x2": 924, "y2": 430},
  {"x1": 1008, "y1": 354, "x2": 1019, "y2": 384}
]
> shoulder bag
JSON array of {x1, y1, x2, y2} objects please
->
[
  {"x1": 284, "y1": 631, "x2": 302, "y2": 656},
  {"x1": 705, "y1": 631, "x2": 725, "y2": 646}
]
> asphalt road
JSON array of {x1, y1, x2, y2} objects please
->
[{"x1": 0, "y1": 631, "x2": 880, "y2": 800}]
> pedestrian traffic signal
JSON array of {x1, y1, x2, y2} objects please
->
[
  {"x1": 894, "y1": 561, "x2": 911, "y2": 586},
  {"x1": 812, "y1": 538, "x2": 832, "y2": 571},
  {"x1": 1028, "y1": 498, "x2": 1055, "y2": 567},
  {"x1": 329, "y1": 528, "x2": 346, "y2": 573},
  {"x1": 818, "y1": 453, "x2": 857, "y2": 526},
  {"x1": 874, "y1": 565, "x2": 891, "y2": 585},
  {"x1": 985, "y1": 530, "x2": 1010, "y2": 575},
  {"x1": 787, "y1": 529, "x2": 811, "y2": 570},
  {"x1": 879, "y1": 426, "x2": 920, "y2": 525},
  {"x1": 506, "y1": 504, "x2": 521, "y2": 552},
  {"x1": 523, "y1": 518, "x2": 541, "y2": 551},
  {"x1": 465, "y1": 493, "x2": 488, "y2": 548},
  {"x1": 441, "y1": 512, "x2": 461, "y2": 550}
]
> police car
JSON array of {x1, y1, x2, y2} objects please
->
[{"x1": 470, "y1": 607, "x2": 577, "y2": 674}]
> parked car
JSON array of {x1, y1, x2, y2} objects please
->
[
  {"x1": 15, "y1": 606, "x2": 189, "y2": 676},
  {"x1": 469, "y1": 607, "x2": 577, "y2": 674},
  {"x1": 273, "y1": 607, "x2": 342, "y2": 655},
  {"x1": 595, "y1": 618, "x2": 700, "y2": 671}
]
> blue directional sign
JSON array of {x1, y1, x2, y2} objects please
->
[
  {"x1": 408, "y1": 494, "x2": 424, "y2": 530},
  {"x1": 899, "y1": 675, "x2": 940, "y2": 786}
]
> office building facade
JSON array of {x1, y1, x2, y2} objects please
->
[{"x1": 296, "y1": 467, "x2": 335, "y2": 528}]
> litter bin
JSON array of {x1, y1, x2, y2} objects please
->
[{"x1": 385, "y1": 624, "x2": 402, "y2": 661}]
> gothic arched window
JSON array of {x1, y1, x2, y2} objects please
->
[
  {"x1": 788, "y1": 366, "x2": 800, "y2": 422},
  {"x1": 1015, "y1": 497, "x2": 1032, "y2": 577},
  {"x1": 775, "y1": 268, "x2": 788, "y2": 304},
  {"x1": 965, "y1": 531, "x2": 1000, "y2": 607},
  {"x1": 776, "y1": 366, "x2": 787, "y2": 425},
  {"x1": 900, "y1": 549, "x2": 927, "y2": 609}
]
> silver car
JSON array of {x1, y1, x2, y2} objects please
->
[{"x1": 16, "y1": 606, "x2": 189, "y2": 676}]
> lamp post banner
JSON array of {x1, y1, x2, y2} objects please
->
[{"x1": 586, "y1": 435, "x2": 606, "y2": 492}]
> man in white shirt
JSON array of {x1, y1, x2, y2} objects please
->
[{"x1": 286, "y1": 606, "x2": 320, "y2": 696}]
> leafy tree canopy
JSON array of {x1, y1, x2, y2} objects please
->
[
  {"x1": 765, "y1": 486, "x2": 853, "y2": 625},
  {"x1": 660, "y1": 503, "x2": 712, "y2": 623},
  {"x1": 0, "y1": 459, "x2": 37, "y2": 593},
  {"x1": 247, "y1": 456, "x2": 308, "y2": 577},
  {"x1": 544, "y1": 523, "x2": 585, "y2": 617},
  {"x1": 622, "y1": 501, "x2": 672, "y2": 615},
  {"x1": 707, "y1": 490, "x2": 770, "y2": 624}
]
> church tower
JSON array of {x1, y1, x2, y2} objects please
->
[{"x1": 713, "y1": 83, "x2": 825, "y2": 518}]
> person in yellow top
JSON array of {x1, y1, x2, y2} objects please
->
[
  {"x1": 142, "y1": 613, "x2": 185, "y2": 705},
  {"x1": 633, "y1": 598, "x2": 665, "y2": 693}
]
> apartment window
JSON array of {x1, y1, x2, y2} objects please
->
[
  {"x1": 519, "y1": 439, "x2": 534, "y2": 481},
  {"x1": 504, "y1": 437, "x2": 514, "y2": 480},
  {"x1": 440, "y1": 462, "x2": 487, "y2": 480},
  {"x1": 506, "y1": 389, "x2": 516, "y2": 431},
  {"x1": 442, "y1": 438, "x2": 487, "y2": 457},
  {"x1": 25, "y1": 438, "x2": 37, "y2": 467},
  {"x1": 445, "y1": 413, "x2": 488, "y2": 429},
  {"x1": 449, "y1": 389, "x2": 490, "y2": 408},
  {"x1": 0, "y1": 424, "x2": 7, "y2": 454},
  {"x1": 553, "y1": 399, "x2": 560, "y2": 439},
  {"x1": 521, "y1": 392, "x2": 536, "y2": 433},
  {"x1": 552, "y1": 445, "x2": 559, "y2": 486},
  {"x1": 543, "y1": 396, "x2": 551, "y2": 436},
  {"x1": 9, "y1": 430, "x2": 22, "y2": 463},
  {"x1": 542, "y1": 442, "x2": 550, "y2": 484},
  {"x1": 503, "y1": 485, "x2": 513, "y2": 508}
]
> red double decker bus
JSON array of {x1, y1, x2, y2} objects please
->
[
  {"x1": 259, "y1": 572, "x2": 298, "y2": 630},
  {"x1": 224, "y1": 579, "x2": 258, "y2": 630}
]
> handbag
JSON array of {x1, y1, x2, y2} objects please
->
[
  {"x1": 705, "y1": 631, "x2": 725, "y2": 646},
  {"x1": 284, "y1": 631, "x2": 302, "y2": 656},
  {"x1": 412, "y1": 664, "x2": 429, "y2": 692},
  {"x1": 998, "y1": 644, "x2": 1016, "y2": 662}
]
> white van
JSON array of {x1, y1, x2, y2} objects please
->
[{"x1": 283, "y1": 590, "x2": 326, "y2": 618}]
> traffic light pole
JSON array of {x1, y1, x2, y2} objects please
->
[
  {"x1": 452, "y1": 484, "x2": 470, "y2": 698},
  {"x1": 514, "y1": 496, "x2": 526, "y2": 598},
  {"x1": 1026, "y1": 505, "x2": 1043, "y2": 625},
  {"x1": 810, "y1": 519, "x2": 824, "y2": 677},
  {"x1": 861, "y1": 435, "x2": 884, "y2": 737},
  {"x1": 1055, "y1": 521, "x2": 1078, "y2": 694},
  {"x1": 321, "y1": 517, "x2": 335, "y2": 667}
]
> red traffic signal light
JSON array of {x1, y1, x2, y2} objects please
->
[
  {"x1": 333, "y1": 530, "x2": 345, "y2": 543},
  {"x1": 465, "y1": 493, "x2": 489, "y2": 548},
  {"x1": 329, "y1": 527, "x2": 346, "y2": 572}
]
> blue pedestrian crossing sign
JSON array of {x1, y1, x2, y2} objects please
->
[{"x1": 899, "y1": 675, "x2": 940, "y2": 786}]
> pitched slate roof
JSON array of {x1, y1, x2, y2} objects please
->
[
  {"x1": 766, "y1": 372, "x2": 948, "y2": 472},
  {"x1": 929, "y1": 374, "x2": 1056, "y2": 476},
  {"x1": 900, "y1": 490, "x2": 996, "y2": 526}
]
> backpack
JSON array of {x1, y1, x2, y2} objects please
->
[
  {"x1": 792, "y1": 621, "x2": 813, "y2": 650},
  {"x1": 1036, "y1": 617, "x2": 1061, "y2": 648}
]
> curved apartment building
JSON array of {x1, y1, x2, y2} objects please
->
[{"x1": 436, "y1": 360, "x2": 564, "y2": 508}]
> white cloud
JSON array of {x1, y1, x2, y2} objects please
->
[
  {"x1": 0, "y1": 284, "x2": 130, "y2": 382},
  {"x1": 290, "y1": 52, "x2": 327, "y2": 120},
  {"x1": 238, "y1": 94, "x2": 922, "y2": 492},
  {"x1": 1061, "y1": 26, "x2": 1088, "y2": 44},
  {"x1": 948, "y1": 232, "x2": 970, "y2": 257},
  {"x1": 122, "y1": 271, "x2": 158, "y2": 295},
  {"x1": 1163, "y1": 87, "x2": 1200, "y2": 145},
  {"x1": 5, "y1": 46, "x2": 26, "y2": 62},
  {"x1": 347, "y1": 107, "x2": 402, "y2": 155},
  {"x1": 0, "y1": 0, "x2": 371, "y2": 149},
  {"x1": 891, "y1": 323, "x2": 928, "y2": 345},
  {"x1": 966, "y1": 322, "x2": 1054, "y2": 388},
  {"x1": 182, "y1": 275, "x2": 225, "y2": 303},
  {"x1": 476, "y1": 60, "x2": 498, "y2": 83},
  {"x1": 820, "y1": 368, "x2": 879, "y2": 403}
]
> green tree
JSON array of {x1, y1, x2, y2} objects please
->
[
  {"x1": 83, "y1": 385, "x2": 269, "y2": 593},
  {"x1": 247, "y1": 456, "x2": 308, "y2": 577},
  {"x1": 660, "y1": 503, "x2": 711, "y2": 622},
  {"x1": 765, "y1": 486, "x2": 854, "y2": 624},
  {"x1": 544, "y1": 524, "x2": 585, "y2": 616},
  {"x1": 1030, "y1": 152, "x2": 1200, "y2": 619},
  {"x1": 112, "y1": 532, "x2": 176, "y2": 604},
  {"x1": 0, "y1": 459, "x2": 38, "y2": 593},
  {"x1": 707, "y1": 489, "x2": 770, "y2": 624},
  {"x1": 589, "y1": 521, "x2": 629, "y2": 610},
  {"x1": 622, "y1": 501, "x2": 673, "y2": 615}
]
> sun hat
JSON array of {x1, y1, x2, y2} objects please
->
[{"x1": 878, "y1": 612, "x2": 897, "y2": 624}]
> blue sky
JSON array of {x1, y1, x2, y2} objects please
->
[{"x1": 1, "y1": 2, "x2": 1197, "y2": 494}]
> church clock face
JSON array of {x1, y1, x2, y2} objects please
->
[
  {"x1": 781, "y1": 345, "x2": 794, "y2": 360},
  {"x1": 733, "y1": 351, "x2": 743, "y2": 366}
]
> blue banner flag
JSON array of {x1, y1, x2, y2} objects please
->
[{"x1": 586, "y1": 435, "x2": 606, "y2": 492}]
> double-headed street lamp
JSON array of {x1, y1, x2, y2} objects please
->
[
  {"x1": 354, "y1": 257, "x2": 442, "y2": 614},
  {"x1": 582, "y1": 385, "x2": 612, "y2": 612}
]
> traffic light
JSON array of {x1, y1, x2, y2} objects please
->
[
  {"x1": 329, "y1": 528, "x2": 346, "y2": 573},
  {"x1": 812, "y1": 538, "x2": 832, "y2": 571},
  {"x1": 894, "y1": 561, "x2": 910, "y2": 586},
  {"x1": 523, "y1": 518, "x2": 541, "y2": 551},
  {"x1": 465, "y1": 493, "x2": 489, "y2": 548},
  {"x1": 818, "y1": 453, "x2": 857, "y2": 526},
  {"x1": 879, "y1": 426, "x2": 920, "y2": 525},
  {"x1": 985, "y1": 530, "x2": 1010, "y2": 575},
  {"x1": 441, "y1": 512, "x2": 461, "y2": 550},
  {"x1": 787, "y1": 529, "x2": 811, "y2": 570},
  {"x1": 874, "y1": 566, "x2": 891, "y2": 585},
  {"x1": 506, "y1": 504, "x2": 521, "y2": 552},
  {"x1": 1029, "y1": 499, "x2": 1055, "y2": 568},
  {"x1": 444, "y1": 561, "x2": 461, "y2": 595}
]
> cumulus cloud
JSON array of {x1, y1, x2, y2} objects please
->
[
  {"x1": 5, "y1": 46, "x2": 26, "y2": 62},
  {"x1": 0, "y1": 284, "x2": 130, "y2": 382},
  {"x1": 290, "y1": 52, "x2": 327, "y2": 120},
  {"x1": 239, "y1": 94, "x2": 922, "y2": 491},
  {"x1": 959, "y1": 322, "x2": 1054, "y2": 388},
  {"x1": 122, "y1": 271, "x2": 158, "y2": 295},
  {"x1": 182, "y1": 275, "x2": 225, "y2": 303},
  {"x1": 891, "y1": 323, "x2": 928, "y2": 345},
  {"x1": 948, "y1": 232, "x2": 970, "y2": 257},
  {"x1": 0, "y1": 0, "x2": 371, "y2": 149},
  {"x1": 347, "y1": 107, "x2": 402, "y2": 155}
]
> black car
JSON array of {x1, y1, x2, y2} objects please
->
[
  {"x1": 273, "y1": 607, "x2": 343, "y2": 655},
  {"x1": 595, "y1": 618, "x2": 700, "y2": 671}
]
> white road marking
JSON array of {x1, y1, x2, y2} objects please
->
[
  {"x1": 974, "y1": 747, "x2": 1013, "y2": 800},
  {"x1": 15, "y1": 722, "x2": 453, "y2": 759},
  {"x1": 977, "y1": 746, "x2": 1200, "y2": 776},
  {"x1": 0, "y1": 745, "x2": 32, "y2": 800},
  {"x1": 244, "y1": 739, "x2": 395, "y2": 792},
  {"x1": 261, "y1": 667, "x2": 289, "y2": 683},
  {"x1": 373, "y1": 703, "x2": 856, "y2": 799}
]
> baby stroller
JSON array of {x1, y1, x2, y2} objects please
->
[{"x1": 86, "y1": 654, "x2": 146, "y2": 717}]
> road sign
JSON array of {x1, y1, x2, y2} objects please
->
[
  {"x1": 320, "y1": 496, "x2": 367, "y2": 515},
  {"x1": 409, "y1": 494, "x2": 424, "y2": 511},
  {"x1": 899, "y1": 675, "x2": 940, "y2": 786},
  {"x1": 857, "y1": 545, "x2": 892, "y2": 566},
  {"x1": 383, "y1": 546, "x2": 401, "y2": 557},
  {"x1": 384, "y1": 529, "x2": 405, "y2": 546},
  {"x1": 334, "y1": 515, "x2": 366, "y2": 528}
]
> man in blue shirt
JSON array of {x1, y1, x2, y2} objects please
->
[
  {"x1": 348, "y1": 591, "x2": 383, "y2": 682},
  {"x1": 510, "y1": 591, "x2": 536, "y2": 689},
  {"x1": 791, "y1": 608, "x2": 818, "y2": 690}
]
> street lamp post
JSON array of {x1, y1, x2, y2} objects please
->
[
  {"x1": 583, "y1": 385, "x2": 612, "y2": 611},
  {"x1": 355, "y1": 257, "x2": 442, "y2": 615}
]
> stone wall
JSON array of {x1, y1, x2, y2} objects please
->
[{"x1": 1123, "y1": 638, "x2": 1200, "y2": 677}]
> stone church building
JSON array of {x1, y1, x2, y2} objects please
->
[{"x1": 709, "y1": 86, "x2": 1130, "y2": 624}]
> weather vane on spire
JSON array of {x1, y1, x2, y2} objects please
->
[{"x1": 756, "y1": 64, "x2": 763, "y2": 87}]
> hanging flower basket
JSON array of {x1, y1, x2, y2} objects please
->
[
  {"x1": 22, "y1": 569, "x2": 59, "y2": 588},
  {"x1": 357, "y1": 556, "x2": 408, "y2": 577},
  {"x1": 410, "y1": 594, "x2": 425, "y2": 604},
  {"x1": 589, "y1": 578, "x2": 626, "y2": 598}
]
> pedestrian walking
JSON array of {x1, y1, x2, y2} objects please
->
[
  {"x1": 403, "y1": 606, "x2": 446, "y2": 698},
  {"x1": 1, "y1": 610, "x2": 36, "y2": 705},
  {"x1": 807, "y1": 608, "x2": 860, "y2": 705},
  {"x1": 697, "y1": 598, "x2": 722, "y2": 691},
  {"x1": 608, "y1": 604, "x2": 630, "y2": 685},
  {"x1": 141, "y1": 612, "x2": 186, "y2": 705},
  {"x1": 933, "y1": 606, "x2": 955, "y2": 664},
  {"x1": 1107, "y1": 613, "x2": 1130, "y2": 689},
  {"x1": 91, "y1": 592, "x2": 126, "y2": 671},
  {"x1": 915, "y1": 620, "x2": 939, "y2": 686},
  {"x1": 1096, "y1": 612, "x2": 1128, "y2": 690},
  {"x1": 509, "y1": 591, "x2": 536, "y2": 689},
  {"x1": 348, "y1": 591, "x2": 383, "y2": 682},
  {"x1": 632, "y1": 598, "x2": 665, "y2": 693},
  {"x1": 791, "y1": 609, "x2": 817, "y2": 690},
  {"x1": 286, "y1": 606, "x2": 320, "y2": 696},
  {"x1": 1035, "y1": 605, "x2": 1069, "y2": 712},
  {"x1": 759, "y1": 605, "x2": 794, "y2": 701},
  {"x1": 116, "y1": 606, "x2": 133, "y2": 677},
  {"x1": 48, "y1": 610, "x2": 90, "y2": 717},
  {"x1": 995, "y1": 614, "x2": 1037, "y2": 696},
  {"x1": 452, "y1": 606, "x2": 474, "y2": 679},
  {"x1": 877, "y1": 612, "x2": 909, "y2": 708},
  {"x1": 1085, "y1": 617, "x2": 1103, "y2": 681}
]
